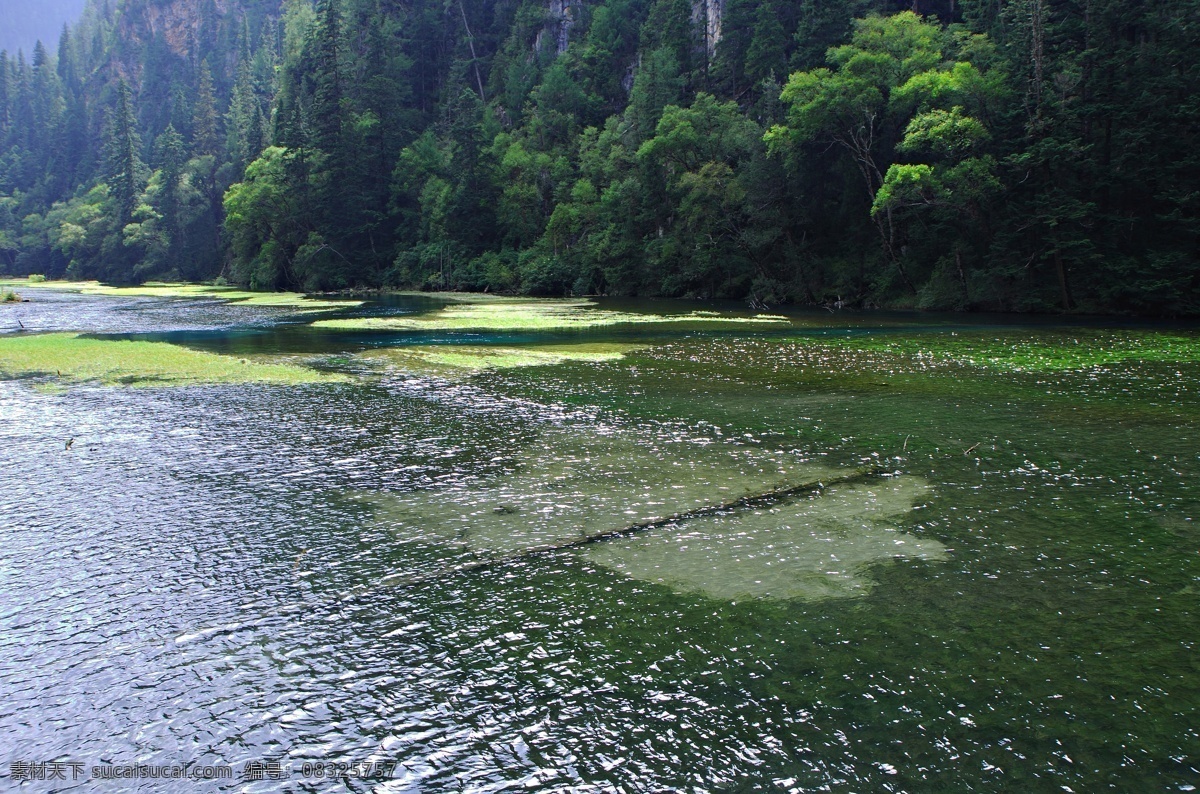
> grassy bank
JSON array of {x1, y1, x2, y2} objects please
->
[
  {"x1": 0, "y1": 278, "x2": 361, "y2": 311},
  {"x1": 0, "y1": 333, "x2": 348, "y2": 387}
]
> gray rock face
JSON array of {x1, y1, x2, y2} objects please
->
[
  {"x1": 534, "y1": 0, "x2": 576, "y2": 55},
  {"x1": 692, "y1": 0, "x2": 723, "y2": 58}
]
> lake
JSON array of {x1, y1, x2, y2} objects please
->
[{"x1": 1, "y1": 287, "x2": 1197, "y2": 791}]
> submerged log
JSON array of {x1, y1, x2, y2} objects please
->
[{"x1": 378, "y1": 464, "x2": 890, "y2": 589}]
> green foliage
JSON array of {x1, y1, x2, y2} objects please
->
[
  {"x1": 770, "y1": 12, "x2": 1006, "y2": 304},
  {"x1": 0, "y1": 0, "x2": 1194, "y2": 313},
  {"x1": 223, "y1": 146, "x2": 307, "y2": 289}
]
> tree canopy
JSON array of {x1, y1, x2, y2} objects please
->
[{"x1": 0, "y1": 0, "x2": 1196, "y2": 313}]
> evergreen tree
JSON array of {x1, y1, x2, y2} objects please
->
[
  {"x1": 0, "y1": 52, "x2": 11, "y2": 139},
  {"x1": 156, "y1": 124, "x2": 187, "y2": 259},
  {"x1": 106, "y1": 79, "x2": 144, "y2": 227},
  {"x1": 228, "y1": 29, "x2": 261, "y2": 172},
  {"x1": 311, "y1": 0, "x2": 344, "y2": 155},
  {"x1": 192, "y1": 63, "x2": 219, "y2": 157}
]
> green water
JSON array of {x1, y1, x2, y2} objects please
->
[
  {"x1": 491, "y1": 328, "x2": 1200, "y2": 790},
  {"x1": 2, "y1": 290, "x2": 1197, "y2": 791}
]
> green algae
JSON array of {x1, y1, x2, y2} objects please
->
[
  {"x1": 0, "y1": 332, "x2": 349, "y2": 387},
  {"x1": 0, "y1": 278, "x2": 361, "y2": 311},
  {"x1": 362, "y1": 343, "x2": 642, "y2": 374},
  {"x1": 313, "y1": 297, "x2": 788, "y2": 332}
]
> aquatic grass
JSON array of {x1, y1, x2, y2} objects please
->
[
  {"x1": 0, "y1": 332, "x2": 349, "y2": 387},
  {"x1": 818, "y1": 330, "x2": 1200, "y2": 372},
  {"x1": 0, "y1": 278, "x2": 361, "y2": 311},
  {"x1": 363, "y1": 343, "x2": 642, "y2": 374},
  {"x1": 389, "y1": 291, "x2": 548, "y2": 304},
  {"x1": 313, "y1": 297, "x2": 789, "y2": 332}
]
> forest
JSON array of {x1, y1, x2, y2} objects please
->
[{"x1": 0, "y1": 0, "x2": 1197, "y2": 313}]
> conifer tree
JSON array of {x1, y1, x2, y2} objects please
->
[
  {"x1": 311, "y1": 0, "x2": 344, "y2": 155},
  {"x1": 192, "y1": 63, "x2": 219, "y2": 157},
  {"x1": 156, "y1": 124, "x2": 187, "y2": 256},
  {"x1": 228, "y1": 31, "x2": 260, "y2": 171},
  {"x1": 106, "y1": 79, "x2": 144, "y2": 226},
  {"x1": 0, "y1": 52, "x2": 10, "y2": 138}
]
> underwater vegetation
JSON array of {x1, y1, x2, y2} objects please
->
[{"x1": 817, "y1": 330, "x2": 1200, "y2": 372}]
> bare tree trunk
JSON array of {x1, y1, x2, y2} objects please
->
[
  {"x1": 1055, "y1": 249, "x2": 1073, "y2": 310},
  {"x1": 844, "y1": 128, "x2": 919, "y2": 295},
  {"x1": 1029, "y1": 0, "x2": 1046, "y2": 124},
  {"x1": 458, "y1": 0, "x2": 487, "y2": 102},
  {"x1": 955, "y1": 247, "x2": 970, "y2": 305}
]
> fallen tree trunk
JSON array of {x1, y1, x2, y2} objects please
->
[{"x1": 378, "y1": 464, "x2": 890, "y2": 589}]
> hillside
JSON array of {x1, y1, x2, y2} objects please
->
[{"x1": 0, "y1": 0, "x2": 1197, "y2": 313}]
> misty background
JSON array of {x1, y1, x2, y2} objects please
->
[{"x1": 0, "y1": 0, "x2": 88, "y2": 55}]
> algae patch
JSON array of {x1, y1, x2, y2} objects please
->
[
  {"x1": 314, "y1": 297, "x2": 788, "y2": 332},
  {"x1": 363, "y1": 429, "x2": 832, "y2": 555},
  {"x1": 362, "y1": 343, "x2": 641, "y2": 374},
  {"x1": 0, "y1": 332, "x2": 348, "y2": 387},
  {"x1": 585, "y1": 475, "x2": 946, "y2": 601},
  {"x1": 359, "y1": 427, "x2": 945, "y2": 600},
  {"x1": 0, "y1": 278, "x2": 361, "y2": 311}
]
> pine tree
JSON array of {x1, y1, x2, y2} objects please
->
[
  {"x1": 168, "y1": 82, "x2": 192, "y2": 138},
  {"x1": 227, "y1": 28, "x2": 260, "y2": 171},
  {"x1": 56, "y1": 26, "x2": 78, "y2": 92},
  {"x1": 192, "y1": 62, "x2": 219, "y2": 157},
  {"x1": 30, "y1": 41, "x2": 64, "y2": 168},
  {"x1": 6, "y1": 52, "x2": 39, "y2": 186},
  {"x1": 744, "y1": 2, "x2": 788, "y2": 84},
  {"x1": 156, "y1": 124, "x2": 187, "y2": 260},
  {"x1": 0, "y1": 52, "x2": 10, "y2": 139},
  {"x1": 311, "y1": 0, "x2": 344, "y2": 155},
  {"x1": 107, "y1": 79, "x2": 144, "y2": 226}
]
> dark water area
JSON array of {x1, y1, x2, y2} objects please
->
[{"x1": 1, "y1": 289, "x2": 1197, "y2": 792}]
